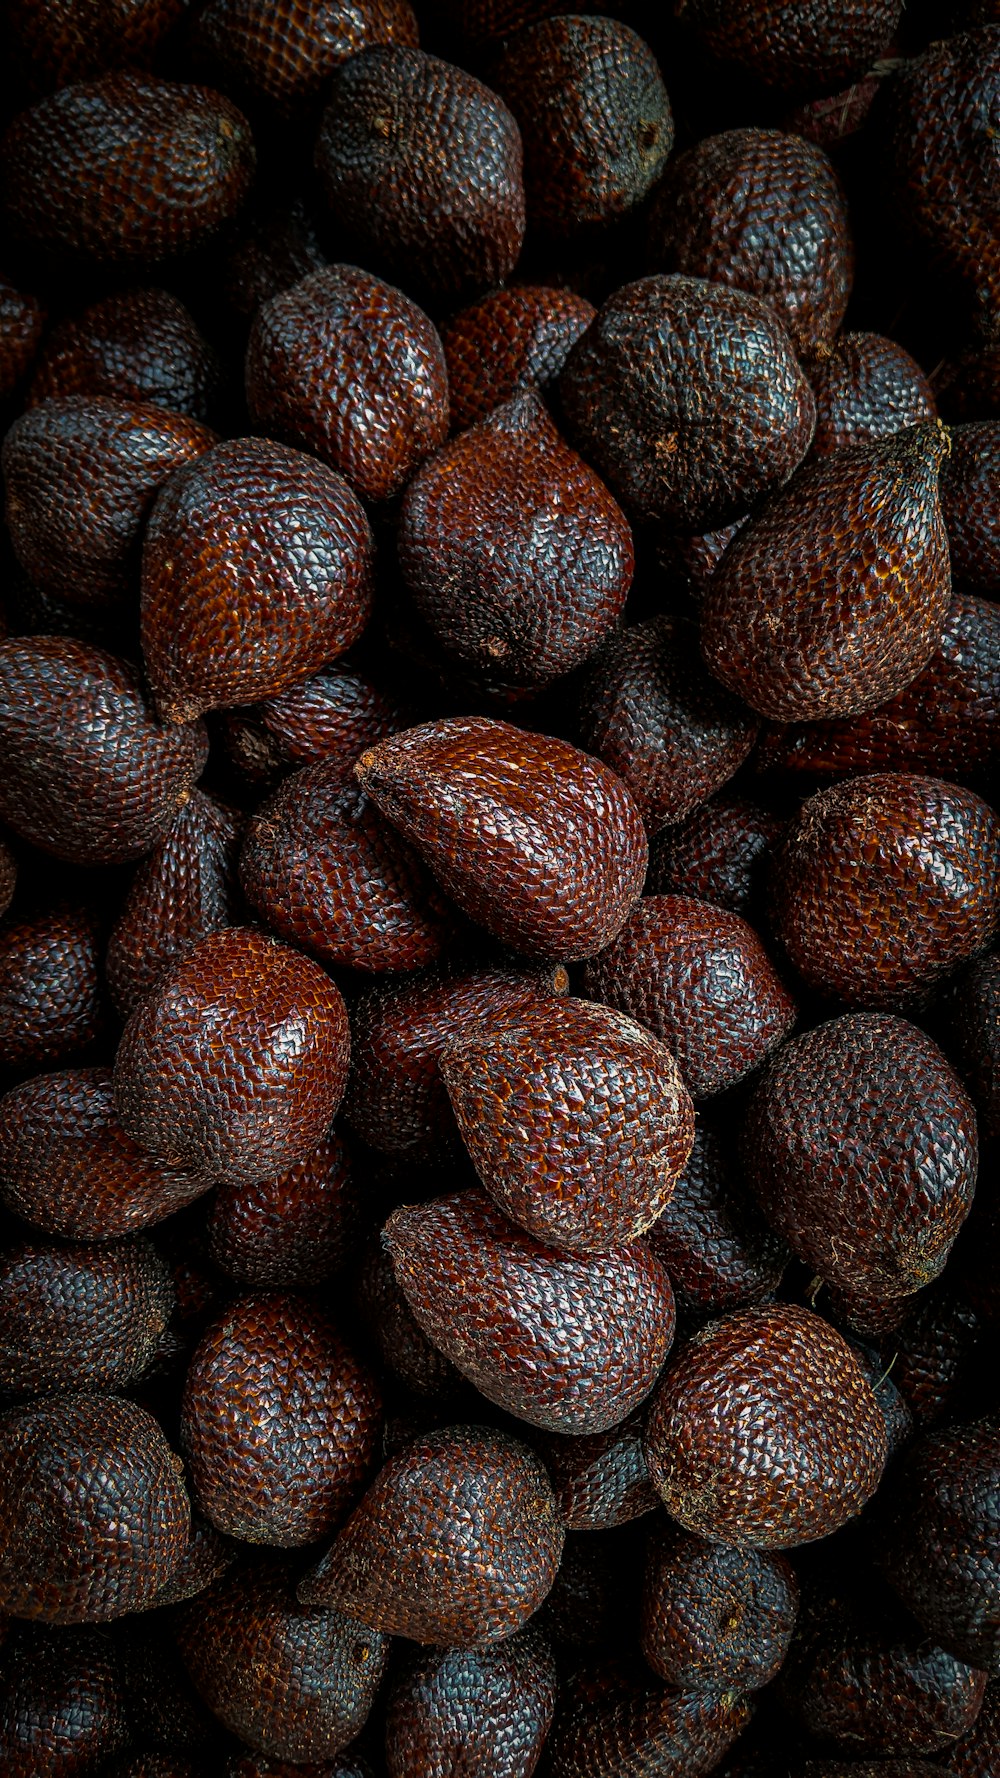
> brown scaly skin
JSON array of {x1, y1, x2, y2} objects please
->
[
  {"x1": 0, "y1": 1235, "x2": 174, "y2": 1396},
  {"x1": 353, "y1": 1241, "x2": 462, "y2": 1400},
  {"x1": 208, "y1": 1135, "x2": 364, "y2": 1287},
  {"x1": 646, "y1": 1124, "x2": 790, "y2": 1322},
  {"x1": 6, "y1": 0, "x2": 188, "y2": 95},
  {"x1": 809, "y1": 333, "x2": 937, "y2": 458},
  {"x1": 940, "y1": 948, "x2": 1000, "y2": 1143},
  {"x1": 30, "y1": 289, "x2": 219, "y2": 420},
  {"x1": 0, "y1": 1627, "x2": 131, "y2": 1775},
  {"x1": 384, "y1": 1625, "x2": 557, "y2": 1778},
  {"x1": 443, "y1": 285, "x2": 594, "y2": 434},
  {"x1": 647, "y1": 794, "x2": 787, "y2": 919},
  {"x1": 149, "y1": 1512, "x2": 235, "y2": 1609},
  {"x1": 940, "y1": 422, "x2": 1000, "y2": 592},
  {"x1": 546, "y1": 1662, "x2": 751, "y2": 1778},
  {"x1": 0, "y1": 276, "x2": 44, "y2": 401},
  {"x1": 889, "y1": 1287, "x2": 983, "y2": 1427},
  {"x1": 192, "y1": 0, "x2": 418, "y2": 116},
  {"x1": 674, "y1": 0, "x2": 902, "y2": 94},
  {"x1": 222, "y1": 195, "x2": 328, "y2": 321},
  {"x1": 942, "y1": 1681, "x2": 1000, "y2": 1778},
  {"x1": 534, "y1": 1413, "x2": 660, "y2": 1530},
  {"x1": 641, "y1": 1522, "x2": 800, "y2": 1692},
  {"x1": 0, "y1": 903, "x2": 106, "y2": 1069},
  {"x1": 220, "y1": 663, "x2": 407, "y2": 793},
  {"x1": 0, "y1": 838, "x2": 15, "y2": 919}
]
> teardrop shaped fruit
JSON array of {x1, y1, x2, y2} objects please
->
[
  {"x1": 641, "y1": 1523, "x2": 800, "y2": 1692},
  {"x1": 385, "y1": 1625, "x2": 557, "y2": 1778},
  {"x1": 809, "y1": 332, "x2": 937, "y2": 458},
  {"x1": 443, "y1": 284, "x2": 594, "y2": 433},
  {"x1": 192, "y1": 0, "x2": 418, "y2": 114},
  {"x1": 0, "y1": 1235, "x2": 174, "y2": 1397},
  {"x1": 29, "y1": 287, "x2": 219, "y2": 419}
]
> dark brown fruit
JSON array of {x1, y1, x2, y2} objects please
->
[
  {"x1": 298, "y1": 1424, "x2": 564, "y2": 1643},
  {"x1": 644, "y1": 1303, "x2": 889, "y2": 1548},
  {"x1": 662, "y1": 518, "x2": 743, "y2": 601},
  {"x1": 891, "y1": 1287, "x2": 983, "y2": 1428},
  {"x1": 356, "y1": 716, "x2": 648, "y2": 961},
  {"x1": 0, "y1": 1627, "x2": 131, "y2": 1776},
  {"x1": 771, "y1": 774, "x2": 1000, "y2": 1007},
  {"x1": 941, "y1": 948, "x2": 1000, "y2": 1143},
  {"x1": 354, "y1": 1241, "x2": 461, "y2": 1400},
  {"x1": 578, "y1": 615, "x2": 759, "y2": 833},
  {"x1": 809, "y1": 333, "x2": 937, "y2": 458},
  {"x1": 225, "y1": 1761, "x2": 373, "y2": 1778},
  {"x1": 701, "y1": 424, "x2": 952, "y2": 722},
  {"x1": 940, "y1": 422, "x2": 1000, "y2": 592},
  {"x1": 208, "y1": 1134, "x2": 362, "y2": 1286},
  {"x1": 645, "y1": 1124, "x2": 789, "y2": 1320},
  {"x1": 149, "y1": 1512, "x2": 236, "y2": 1609},
  {"x1": 220, "y1": 663, "x2": 406, "y2": 791},
  {"x1": 443, "y1": 284, "x2": 594, "y2": 433},
  {"x1": 385, "y1": 1626, "x2": 557, "y2": 1778},
  {"x1": 176, "y1": 1561, "x2": 389, "y2": 1762},
  {"x1": 559, "y1": 273, "x2": 815, "y2": 531},
  {"x1": 246, "y1": 264, "x2": 448, "y2": 502},
  {"x1": 315, "y1": 47, "x2": 525, "y2": 302},
  {"x1": 7, "y1": 0, "x2": 187, "y2": 94},
  {"x1": 384, "y1": 1188, "x2": 675, "y2": 1434},
  {"x1": 141, "y1": 436, "x2": 373, "y2": 723},
  {"x1": 0, "y1": 1066, "x2": 211, "y2": 1239},
  {"x1": 647, "y1": 128, "x2": 851, "y2": 358},
  {"x1": 0, "y1": 1392, "x2": 190, "y2": 1622},
  {"x1": 222, "y1": 194, "x2": 328, "y2": 320},
  {"x1": 113, "y1": 927, "x2": 350, "y2": 1187},
  {"x1": 675, "y1": 0, "x2": 902, "y2": 94},
  {"x1": 536, "y1": 1414, "x2": 660, "y2": 1530},
  {"x1": 641, "y1": 1523, "x2": 799, "y2": 1691},
  {"x1": 943, "y1": 1681, "x2": 1000, "y2": 1778},
  {"x1": 0, "y1": 74, "x2": 255, "y2": 261},
  {"x1": 0, "y1": 637, "x2": 208, "y2": 866},
  {"x1": 647, "y1": 794, "x2": 787, "y2": 918},
  {"x1": 0, "y1": 903, "x2": 104, "y2": 1068},
  {"x1": 798, "y1": 1763, "x2": 944, "y2": 1777},
  {"x1": 29, "y1": 288, "x2": 219, "y2": 420},
  {"x1": 0, "y1": 275, "x2": 44, "y2": 399},
  {"x1": 193, "y1": 0, "x2": 418, "y2": 114},
  {"x1": 745, "y1": 1013, "x2": 977, "y2": 1305},
  {"x1": 440, "y1": 995, "x2": 695, "y2": 1253},
  {"x1": 937, "y1": 340, "x2": 1000, "y2": 424},
  {"x1": 0, "y1": 838, "x2": 15, "y2": 919},
  {"x1": 546, "y1": 1664, "x2": 751, "y2": 1778},
  {"x1": 0, "y1": 1235, "x2": 174, "y2": 1395}
]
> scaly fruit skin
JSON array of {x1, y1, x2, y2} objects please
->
[
  {"x1": 646, "y1": 1124, "x2": 789, "y2": 1320},
  {"x1": 223, "y1": 194, "x2": 328, "y2": 320},
  {"x1": 647, "y1": 128, "x2": 852, "y2": 357},
  {"x1": 546, "y1": 1665, "x2": 751, "y2": 1778},
  {"x1": 7, "y1": 0, "x2": 187, "y2": 95},
  {"x1": 770, "y1": 774, "x2": 1000, "y2": 1008},
  {"x1": 647, "y1": 794, "x2": 787, "y2": 918},
  {"x1": 385, "y1": 1189, "x2": 675, "y2": 1434},
  {"x1": 643, "y1": 1303, "x2": 889, "y2": 1548},
  {"x1": 675, "y1": 0, "x2": 902, "y2": 94},
  {"x1": 443, "y1": 284, "x2": 594, "y2": 433},
  {"x1": 942, "y1": 1681, "x2": 1000, "y2": 1778},
  {"x1": 441, "y1": 996, "x2": 694, "y2": 1253},
  {"x1": 891, "y1": 1287, "x2": 983, "y2": 1428},
  {"x1": 536, "y1": 1414, "x2": 660, "y2": 1530},
  {"x1": 744, "y1": 1013, "x2": 977, "y2": 1305},
  {"x1": 246, "y1": 264, "x2": 448, "y2": 503},
  {"x1": 192, "y1": 0, "x2": 418, "y2": 114},
  {"x1": 384, "y1": 1626, "x2": 557, "y2": 1778},
  {"x1": 559, "y1": 273, "x2": 815, "y2": 531},
  {"x1": 208, "y1": 1135, "x2": 362, "y2": 1286},
  {"x1": 940, "y1": 422, "x2": 1000, "y2": 591},
  {"x1": 30, "y1": 288, "x2": 219, "y2": 420},
  {"x1": 298, "y1": 1425, "x2": 565, "y2": 1644},
  {"x1": 0, "y1": 74, "x2": 255, "y2": 261},
  {"x1": 113, "y1": 927, "x2": 350, "y2": 1188},
  {"x1": 0, "y1": 638, "x2": 208, "y2": 866},
  {"x1": 0, "y1": 1393, "x2": 190, "y2": 1623},
  {"x1": 701, "y1": 423, "x2": 952, "y2": 722},
  {"x1": 141, "y1": 436, "x2": 373, "y2": 724},
  {"x1": 0, "y1": 838, "x2": 15, "y2": 919},
  {"x1": 356, "y1": 717, "x2": 648, "y2": 962},
  {"x1": 0, "y1": 1627, "x2": 131, "y2": 1776},
  {"x1": 0, "y1": 903, "x2": 105, "y2": 1069},
  {"x1": 641, "y1": 1524, "x2": 799, "y2": 1692},
  {"x1": 941, "y1": 949, "x2": 1000, "y2": 1143},
  {"x1": 0, "y1": 1235, "x2": 174, "y2": 1396},
  {"x1": 221, "y1": 663, "x2": 406, "y2": 791},
  {"x1": 809, "y1": 333, "x2": 937, "y2": 458},
  {"x1": 0, "y1": 276, "x2": 44, "y2": 400},
  {"x1": 315, "y1": 47, "x2": 525, "y2": 302},
  {"x1": 354, "y1": 1242, "x2": 461, "y2": 1400}
]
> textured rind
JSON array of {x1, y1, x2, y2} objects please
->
[
  {"x1": 193, "y1": 0, "x2": 418, "y2": 112},
  {"x1": 29, "y1": 288, "x2": 219, "y2": 419},
  {"x1": 443, "y1": 284, "x2": 595, "y2": 433},
  {"x1": 0, "y1": 1235, "x2": 174, "y2": 1395},
  {"x1": 645, "y1": 1124, "x2": 789, "y2": 1320},
  {"x1": 0, "y1": 275, "x2": 44, "y2": 400},
  {"x1": 701, "y1": 424, "x2": 952, "y2": 723},
  {"x1": 546, "y1": 1667, "x2": 751, "y2": 1778},
  {"x1": 0, "y1": 73, "x2": 256, "y2": 261},
  {"x1": 676, "y1": 0, "x2": 902, "y2": 93},
  {"x1": 0, "y1": 1627, "x2": 131, "y2": 1776},
  {"x1": 647, "y1": 794, "x2": 787, "y2": 917},
  {"x1": 578, "y1": 615, "x2": 759, "y2": 834},
  {"x1": 647, "y1": 127, "x2": 852, "y2": 356},
  {"x1": 223, "y1": 194, "x2": 328, "y2": 320},
  {"x1": 770, "y1": 774, "x2": 1000, "y2": 1007},
  {"x1": 0, "y1": 904, "x2": 105, "y2": 1069},
  {"x1": 208, "y1": 1134, "x2": 362, "y2": 1285},
  {"x1": 113, "y1": 926, "x2": 351, "y2": 1187},
  {"x1": 354, "y1": 1241, "x2": 461, "y2": 1399},
  {"x1": 384, "y1": 1625, "x2": 557, "y2": 1778},
  {"x1": 384, "y1": 1188, "x2": 675, "y2": 1434},
  {"x1": 298, "y1": 1424, "x2": 564, "y2": 1644},
  {"x1": 141, "y1": 436, "x2": 374, "y2": 723},
  {"x1": 221, "y1": 663, "x2": 406, "y2": 790},
  {"x1": 559, "y1": 273, "x2": 816, "y2": 531},
  {"x1": 941, "y1": 949, "x2": 1000, "y2": 1143},
  {"x1": 583, "y1": 893, "x2": 797, "y2": 1100},
  {"x1": 356, "y1": 716, "x2": 648, "y2": 962},
  {"x1": 891, "y1": 1288, "x2": 983, "y2": 1428},
  {"x1": 176, "y1": 1561, "x2": 389, "y2": 1762},
  {"x1": 0, "y1": 637, "x2": 208, "y2": 866},
  {"x1": 809, "y1": 332, "x2": 937, "y2": 458},
  {"x1": 744, "y1": 1013, "x2": 978, "y2": 1304},
  {"x1": 641, "y1": 1523, "x2": 799, "y2": 1692},
  {"x1": 644, "y1": 1303, "x2": 889, "y2": 1548},
  {"x1": 7, "y1": 0, "x2": 188, "y2": 93},
  {"x1": 246, "y1": 263, "x2": 447, "y2": 503},
  {"x1": 441, "y1": 996, "x2": 695, "y2": 1253},
  {"x1": 0, "y1": 838, "x2": 16, "y2": 919},
  {"x1": 315, "y1": 46, "x2": 525, "y2": 301},
  {"x1": 942, "y1": 1680, "x2": 1000, "y2": 1778},
  {"x1": 940, "y1": 422, "x2": 1000, "y2": 592},
  {"x1": 535, "y1": 1414, "x2": 660, "y2": 1530},
  {"x1": 0, "y1": 1393, "x2": 190, "y2": 1623}
]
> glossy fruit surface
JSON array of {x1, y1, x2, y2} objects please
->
[
  {"x1": 220, "y1": 663, "x2": 405, "y2": 791},
  {"x1": 675, "y1": 0, "x2": 902, "y2": 93},
  {"x1": 646, "y1": 1124, "x2": 789, "y2": 1320},
  {"x1": 443, "y1": 284, "x2": 594, "y2": 432},
  {"x1": 809, "y1": 333, "x2": 937, "y2": 458},
  {"x1": 207, "y1": 1135, "x2": 362, "y2": 1286},
  {"x1": 641, "y1": 1523, "x2": 799, "y2": 1691},
  {"x1": 647, "y1": 794, "x2": 786, "y2": 917},
  {"x1": 0, "y1": 903, "x2": 105, "y2": 1069},
  {"x1": 547, "y1": 1666, "x2": 751, "y2": 1778},
  {"x1": 940, "y1": 422, "x2": 1000, "y2": 592},
  {"x1": 29, "y1": 288, "x2": 218, "y2": 419},
  {"x1": 0, "y1": 1627, "x2": 131, "y2": 1776},
  {"x1": 193, "y1": 0, "x2": 418, "y2": 113},
  {"x1": 384, "y1": 1625, "x2": 557, "y2": 1778},
  {"x1": 0, "y1": 1235, "x2": 174, "y2": 1395},
  {"x1": 536, "y1": 1414, "x2": 659, "y2": 1530}
]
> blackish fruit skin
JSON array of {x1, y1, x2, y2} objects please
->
[
  {"x1": 384, "y1": 1625, "x2": 557, "y2": 1778},
  {"x1": 356, "y1": 717, "x2": 648, "y2": 962},
  {"x1": 701, "y1": 424, "x2": 952, "y2": 723},
  {"x1": 547, "y1": 1665, "x2": 751, "y2": 1778},
  {"x1": 809, "y1": 333, "x2": 937, "y2": 458},
  {"x1": 0, "y1": 839, "x2": 15, "y2": 919},
  {"x1": 315, "y1": 47, "x2": 525, "y2": 302},
  {"x1": 942, "y1": 949, "x2": 1000, "y2": 1143},
  {"x1": 30, "y1": 288, "x2": 219, "y2": 420},
  {"x1": 0, "y1": 903, "x2": 105, "y2": 1068},
  {"x1": 645, "y1": 1124, "x2": 789, "y2": 1320},
  {"x1": 648, "y1": 794, "x2": 787, "y2": 918},
  {"x1": 384, "y1": 1188, "x2": 675, "y2": 1434},
  {"x1": 940, "y1": 422, "x2": 1000, "y2": 591},
  {"x1": 744, "y1": 1013, "x2": 977, "y2": 1304},
  {"x1": 246, "y1": 264, "x2": 448, "y2": 503},
  {"x1": 647, "y1": 128, "x2": 852, "y2": 357},
  {"x1": 113, "y1": 927, "x2": 350, "y2": 1187},
  {"x1": 208, "y1": 1135, "x2": 362, "y2": 1285},
  {"x1": 221, "y1": 664, "x2": 406, "y2": 792},
  {"x1": 354, "y1": 1241, "x2": 461, "y2": 1399},
  {"x1": 0, "y1": 74, "x2": 255, "y2": 262},
  {"x1": 298, "y1": 1424, "x2": 564, "y2": 1644},
  {"x1": 559, "y1": 273, "x2": 815, "y2": 531},
  {"x1": 878, "y1": 1418, "x2": 1000, "y2": 1673},
  {"x1": 141, "y1": 436, "x2": 374, "y2": 724},
  {"x1": 770, "y1": 774, "x2": 1000, "y2": 1008},
  {"x1": 225, "y1": 1761, "x2": 373, "y2": 1778},
  {"x1": 7, "y1": 0, "x2": 187, "y2": 94},
  {"x1": 193, "y1": 0, "x2": 418, "y2": 114},
  {"x1": 644, "y1": 1303, "x2": 889, "y2": 1548},
  {"x1": 937, "y1": 341, "x2": 1000, "y2": 424},
  {"x1": 176, "y1": 1561, "x2": 389, "y2": 1762},
  {"x1": 0, "y1": 638, "x2": 208, "y2": 866},
  {"x1": 0, "y1": 1235, "x2": 174, "y2": 1395},
  {"x1": 892, "y1": 1287, "x2": 983, "y2": 1427},
  {"x1": 0, "y1": 276, "x2": 44, "y2": 400},
  {"x1": 943, "y1": 1681, "x2": 1000, "y2": 1778},
  {"x1": 536, "y1": 1414, "x2": 660, "y2": 1529},
  {"x1": 675, "y1": 0, "x2": 902, "y2": 93},
  {"x1": 223, "y1": 195, "x2": 328, "y2": 320},
  {"x1": 0, "y1": 1393, "x2": 190, "y2": 1622},
  {"x1": 443, "y1": 285, "x2": 594, "y2": 433},
  {"x1": 0, "y1": 1627, "x2": 131, "y2": 1776},
  {"x1": 641, "y1": 1523, "x2": 799, "y2": 1692}
]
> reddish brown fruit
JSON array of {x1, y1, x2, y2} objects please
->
[
  {"x1": 0, "y1": 838, "x2": 15, "y2": 919},
  {"x1": 354, "y1": 1242, "x2": 461, "y2": 1400},
  {"x1": 6, "y1": 0, "x2": 187, "y2": 94},
  {"x1": 246, "y1": 264, "x2": 447, "y2": 503},
  {"x1": 0, "y1": 74, "x2": 255, "y2": 261},
  {"x1": 645, "y1": 1124, "x2": 789, "y2": 1320},
  {"x1": 0, "y1": 275, "x2": 44, "y2": 399},
  {"x1": 744, "y1": 1015, "x2": 978, "y2": 1306},
  {"x1": 208, "y1": 1135, "x2": 362, "y2": 1286},
  {"x1": 0, "y1": 1393, "x2": 190, "y2": 1622},
  {"x1": 0, "y1": 1627, "x2": 131, "y2": 1776},
  {"x1": 662, "y1": 518, "x2": 743, "y2": 601},
  {"x1": 891, "y1": 1288, "x2": 983, "y2": 1428},
  {"x1": 675, "y1": 0, "x2": 902, "y2": 93},
  {"x1": 222, "y1": 194, "x2": 328, "y2": 320},
  {"x1": 559, "y1": 273, "x2": 815, "y2": 531},
  {"x1": 150, "y1": 1512, "x2": 236, "y2": 1610},
  {"x1": 809, "y1": 333, "x2": 937, "y2": 458},
  {"x1": 443, "y1": 284, "x2": 594, "y2": 433},
  {"x1": 535, "y1": 1414, "x2": 660, "y2": 1530},
  {"x1": 384, "y1": 1188, "x2": 675, "y2": 1434},
  {"x1": 644, "y1": 1303, "x2": 889, "y2": 1548},
  {"x1": 356, "y1": 717, "x2": 648, "y2": 962},
  {"x1": 141, "y1": 437, "x2": 373, "y2": 724},
  {"x1": 546, "y1": 1664, "x2": 751, "y2": 1778},
  {"x1": 298, "y1": 1424, "x2": 564, "y2": 1643},
  {"x1": 385, "y1": 1627, "x2": 557, "y2": 1778},
  {"x1": 0, "y1": 903, "x2": 105, "y2": 1068},
  {"x1": 315, "y1": 47, "x2": 525, "y2": 302},
  {"x1": 940, "y1": 422, "x2": 1000, "y2": 591},
  {"x1": 641, "y1": 1523, "x2": 799, "y2": 1691},
  {"x1": 647, "y1": 794, "x2": 787, "y2": 918},
  {"x1": 0, "y1": 1235, "x2": 174, "y2": 1396},
  {"x1": 770, "y1": 774, "x2": 1000, "y2": 1007},
  {"x1": 647, "y1": 128, "x2": 852, "y2": 357},
  {"x1": 701, "y1": 424, "x2": 952, "y2": 722},
  {"x1": 193, "y1": 0, "x2": 418, "y2": 113},
  {"x1": 29, "y1": 288, "x2": 219, "y2": 420},
  {"x1": 0, "y1": 638, "x2": 208, "y2": 866},
  {"x1": 941, "y1": 949, "x2": 1000, "y2": 1143},
  {"x1": 220, "y1": 664, "x2": 406, "y2": 792}
]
